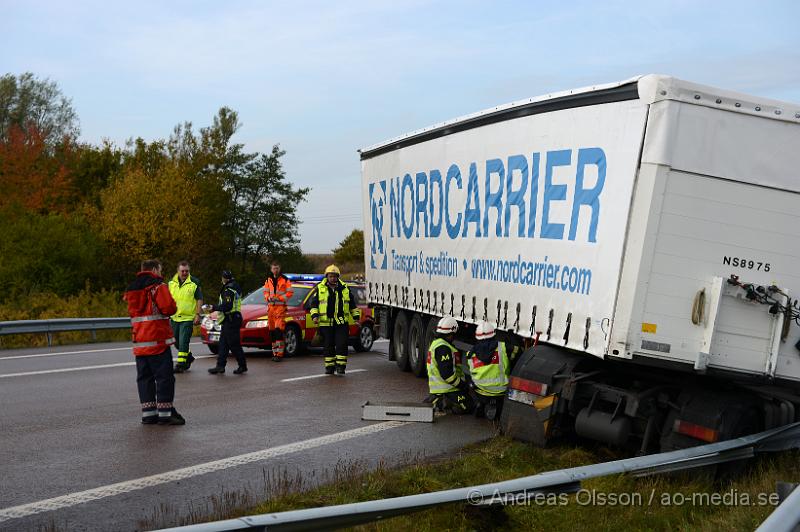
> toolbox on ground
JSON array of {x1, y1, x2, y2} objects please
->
[{"x1": 361, "y1": 401, "x2": 434, "y2": 422}]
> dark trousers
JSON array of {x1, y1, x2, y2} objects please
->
[
  {"x1": 470, "y1": 389, "x2": 504, "y2": 420},
  {"x1": 136, "y1": 347, "x2": 175, "y2": 417},
  {"x1": 321, "y1": 324, "x2": 349, "y2": 368},
  {"x1": 217, "y1": 314, "x2": 246, "y2": 368},
  {"x1": 432, "y1": 386, "x2": 474, "y2": 415}
]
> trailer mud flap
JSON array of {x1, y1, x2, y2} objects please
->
[
  {"x1": 502, "y1": 393, "x2": 557, "y2": 445},
  {"x1": 501, "y1": 345, "x2": 588, "y2": 446}
]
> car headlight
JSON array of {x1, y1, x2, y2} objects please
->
[
  {"x1": 202, "y1": 316, "x2": 219, "y2": 331},
  {"x1": 245, "y1": 320, "x2": 269, "y2": 329}
]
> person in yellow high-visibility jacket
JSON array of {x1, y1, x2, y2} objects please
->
[
  {"x1": 168, "y1": 261, "x2": 203, "y2": 373},
  {"x1": 308, "y1": 265, "x2": 357, "y2": 375},
  {"x1": 465, "y1": 321, "x2": 522, "y2": 420},
  {"x1": 426, "y1": 316, "x2": 473, "y2": 414}
]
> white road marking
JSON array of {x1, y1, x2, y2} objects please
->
[
  {"x1": 0, "y1": 342, "x2": 205, "y2": 361},
  {"x1": 0, "y1": 356, "x2": 214, "y2": 379},
  {"x1": 0, "y1": 421, "x2": 404, "y2": 522},
  {"x1": 280, "y1": 369, "x2": 368, "y2": 382}
]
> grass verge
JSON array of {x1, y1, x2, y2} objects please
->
[{"x1": 141, "y1": 436, "x2": 800, "y2": 531}]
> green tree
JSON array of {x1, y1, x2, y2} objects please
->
[
  {"x1": 0, "y1": 72, "x2": 79, "y2": 144},
  {"x1": 0, "y1": 206, "x2": 104, "y2": 302},
  {"x1": 226, "y1": 144, "x2": 310, "y2": 270},
  {"x1": 333, "y1": 229, "x2": 364, "y2": 265},
  {"x1": 68, "y1": 141, "x2": 123, "y2": 208}
]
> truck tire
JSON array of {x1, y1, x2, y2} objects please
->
[
  {"x1": 408, "y1": 314, "x2": 429, "y2": 377},
  {"x1": 392, "y1": 311, "x2": 410, "y2": 371},
  {"x1": 283, "y1": 325, "x2": 305, "y2": 357}
]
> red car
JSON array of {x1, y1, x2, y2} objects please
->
[{"x1": 200, "y1": 278, "x2": 375, "y2": 356}]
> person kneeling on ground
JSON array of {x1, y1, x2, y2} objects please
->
[
  {"x1": 466, "y1": 321, "x2": 520, "y2": 421},
  {"x1": 425, "y1": 316, "x2": 473, "y2": 414}
]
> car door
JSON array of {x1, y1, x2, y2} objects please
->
[{"x1": 302, "y1": 287, "x2": 319, "y2": 341}]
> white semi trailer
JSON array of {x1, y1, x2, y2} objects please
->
[{"x1": 360, "y1": 75, "x2": 800, "y2": 452}]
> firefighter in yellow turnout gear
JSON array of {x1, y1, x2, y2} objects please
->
[
  {"x1": 309, "y1": 265, "x2": 357, "y2": 375},
  {"x1": 466, "y1": 321, "x2": 521, "y2": 420},
  {"x1": 426, "y1": 316, "x2": 473, "y2": 414},
  {"x1": 168, "y1": 261, "x2": 203, "y2": 373}
]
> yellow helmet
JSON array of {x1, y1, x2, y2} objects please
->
[{"x1": 324, "y1": 264, "x2": 341, "y2": 276}]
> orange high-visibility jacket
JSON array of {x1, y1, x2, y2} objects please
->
[
  {"x1": 125, "y1": 271, "x2": 178, "y2": 356},
  {"x1": 263, "y1": 274, "x2": 294, "y2": 309}
]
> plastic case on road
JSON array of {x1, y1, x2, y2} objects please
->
[{"x1": 361, "y1": 401, "x2": 434, "y2": 422}]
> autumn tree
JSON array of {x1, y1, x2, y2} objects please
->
[
  {"x1": 92, "y1": 163, "x2": 228, "y2": 275},
  {"x1": 0, "y1": 125, "x2": 77, "y2": 213}
]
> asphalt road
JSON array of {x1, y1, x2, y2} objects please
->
[{"x1": 0, "y1": 340, "x2": 494, "y2": 531}]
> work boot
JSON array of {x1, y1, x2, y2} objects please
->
[
  {"x1": 325, "y1": 366, "x2": 335, "y2": 375},
  {"x1": 336, "y1": 366, "x2": 346, "y2": 375},
  {"x1": 208, "y1": 366, "x2": 225, "y2": 374},
  {"x1": 141, "y1": 415, "x2": 159, "y2": 425},
  {"x1": 432, "y1": 396, "x2": 446, "y2": 413},
  {"x1": 185, "y1": 352, "x2": 195, "y2": 369},
  {"x1": 173, "y1": 363, "x2": 186, "y2": 374},
  {"x1": 271, "y1": 356, "x2": 282, "y2": 363},
  {"x1": 233, "y1": 365, "x2": 248, "y2": 374},
  {"x1": 485, "y1": 400, "x2": 498, "y2": 421},
  {"x1": 158, "y1": 408, "x2": 186, "y2": 425}
]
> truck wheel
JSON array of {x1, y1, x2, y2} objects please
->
[
  {"x1": 284, "y1": 325, "x2": 305, "y2": 357},
  {"x1": 392, "y1": 311, "x2": 410, "y2": 371},
  {"x1": 408, "y1": 314, "x2": 429, "y2": 377},
  {"x1": 208, "y1": 343, "x2": 219, "y2": 355},
  {"x1": 354, "y1": 323, "x2": 375, "y2": 352}
]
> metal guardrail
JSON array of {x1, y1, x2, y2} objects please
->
[
  {"x1": 756, "y1": 482, "x2": 800, "y2": 532},
  {"x1": 157, "y1": 422, "x2": 800, "y2": 532},
  {"x1": 0, "y1": 318, "x2": 131, "y2": 346}
]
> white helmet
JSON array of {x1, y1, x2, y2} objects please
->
[
  {"x1": 475, "y1": 320, "x2": 495, "y2": 340},
  {"x1": 436, "y1": 316, "x2": 458, "y2": 334}
]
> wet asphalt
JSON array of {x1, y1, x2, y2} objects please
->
[{"x1": 0, "y1": 339, "x2": 494, "y2": 531}]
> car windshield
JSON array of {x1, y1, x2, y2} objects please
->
[
  {"x1": 287, "y1": 286, "x2": 311, "y2": 306},
  {"x1": 242, "y1": 289, "x2": 266, "y2": 305},
  {"x1": 241, "y1": 286, "x2": 311, "y2": 306},
  {"x1": 350, "y1": 286, "x2": 365, "y2": 302}
]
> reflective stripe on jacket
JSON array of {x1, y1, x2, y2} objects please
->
[
  {"x1": 427, "y1": 337, "x2": 463, "y2": 394},
  {"x1": 467, "y1": 342, "x2": 510, "y2": 396},
  {"x1": 125, "y1": 271, "x2": 177, "y2": 356},
  {"x1": 168, "y1": 274, "x2": 201, "y2": 322},
  {"x1": 215, "y1": 283, "x2": 242, "y2": 324},
  {"x1": 310, "y1": 281, "x2": 355, "y2": 326},
  {"x1": 264, "y1": 274, "x2": 293, "y2": 309}
]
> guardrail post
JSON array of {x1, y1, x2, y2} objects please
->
[
  {"x1": 46, "y1": 332, "x2": 52, "y2": 347},
  {"x1": 91, "y1": 330, "x2": 97, "y2": 342}
]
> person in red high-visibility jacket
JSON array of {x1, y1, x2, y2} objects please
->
[{"x1": 124, "y1": 259, "x2": 185, "y2": 425}]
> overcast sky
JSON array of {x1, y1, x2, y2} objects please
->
[{"x1": 2, "y1": 0, "x2": 798, "y2": 252}]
